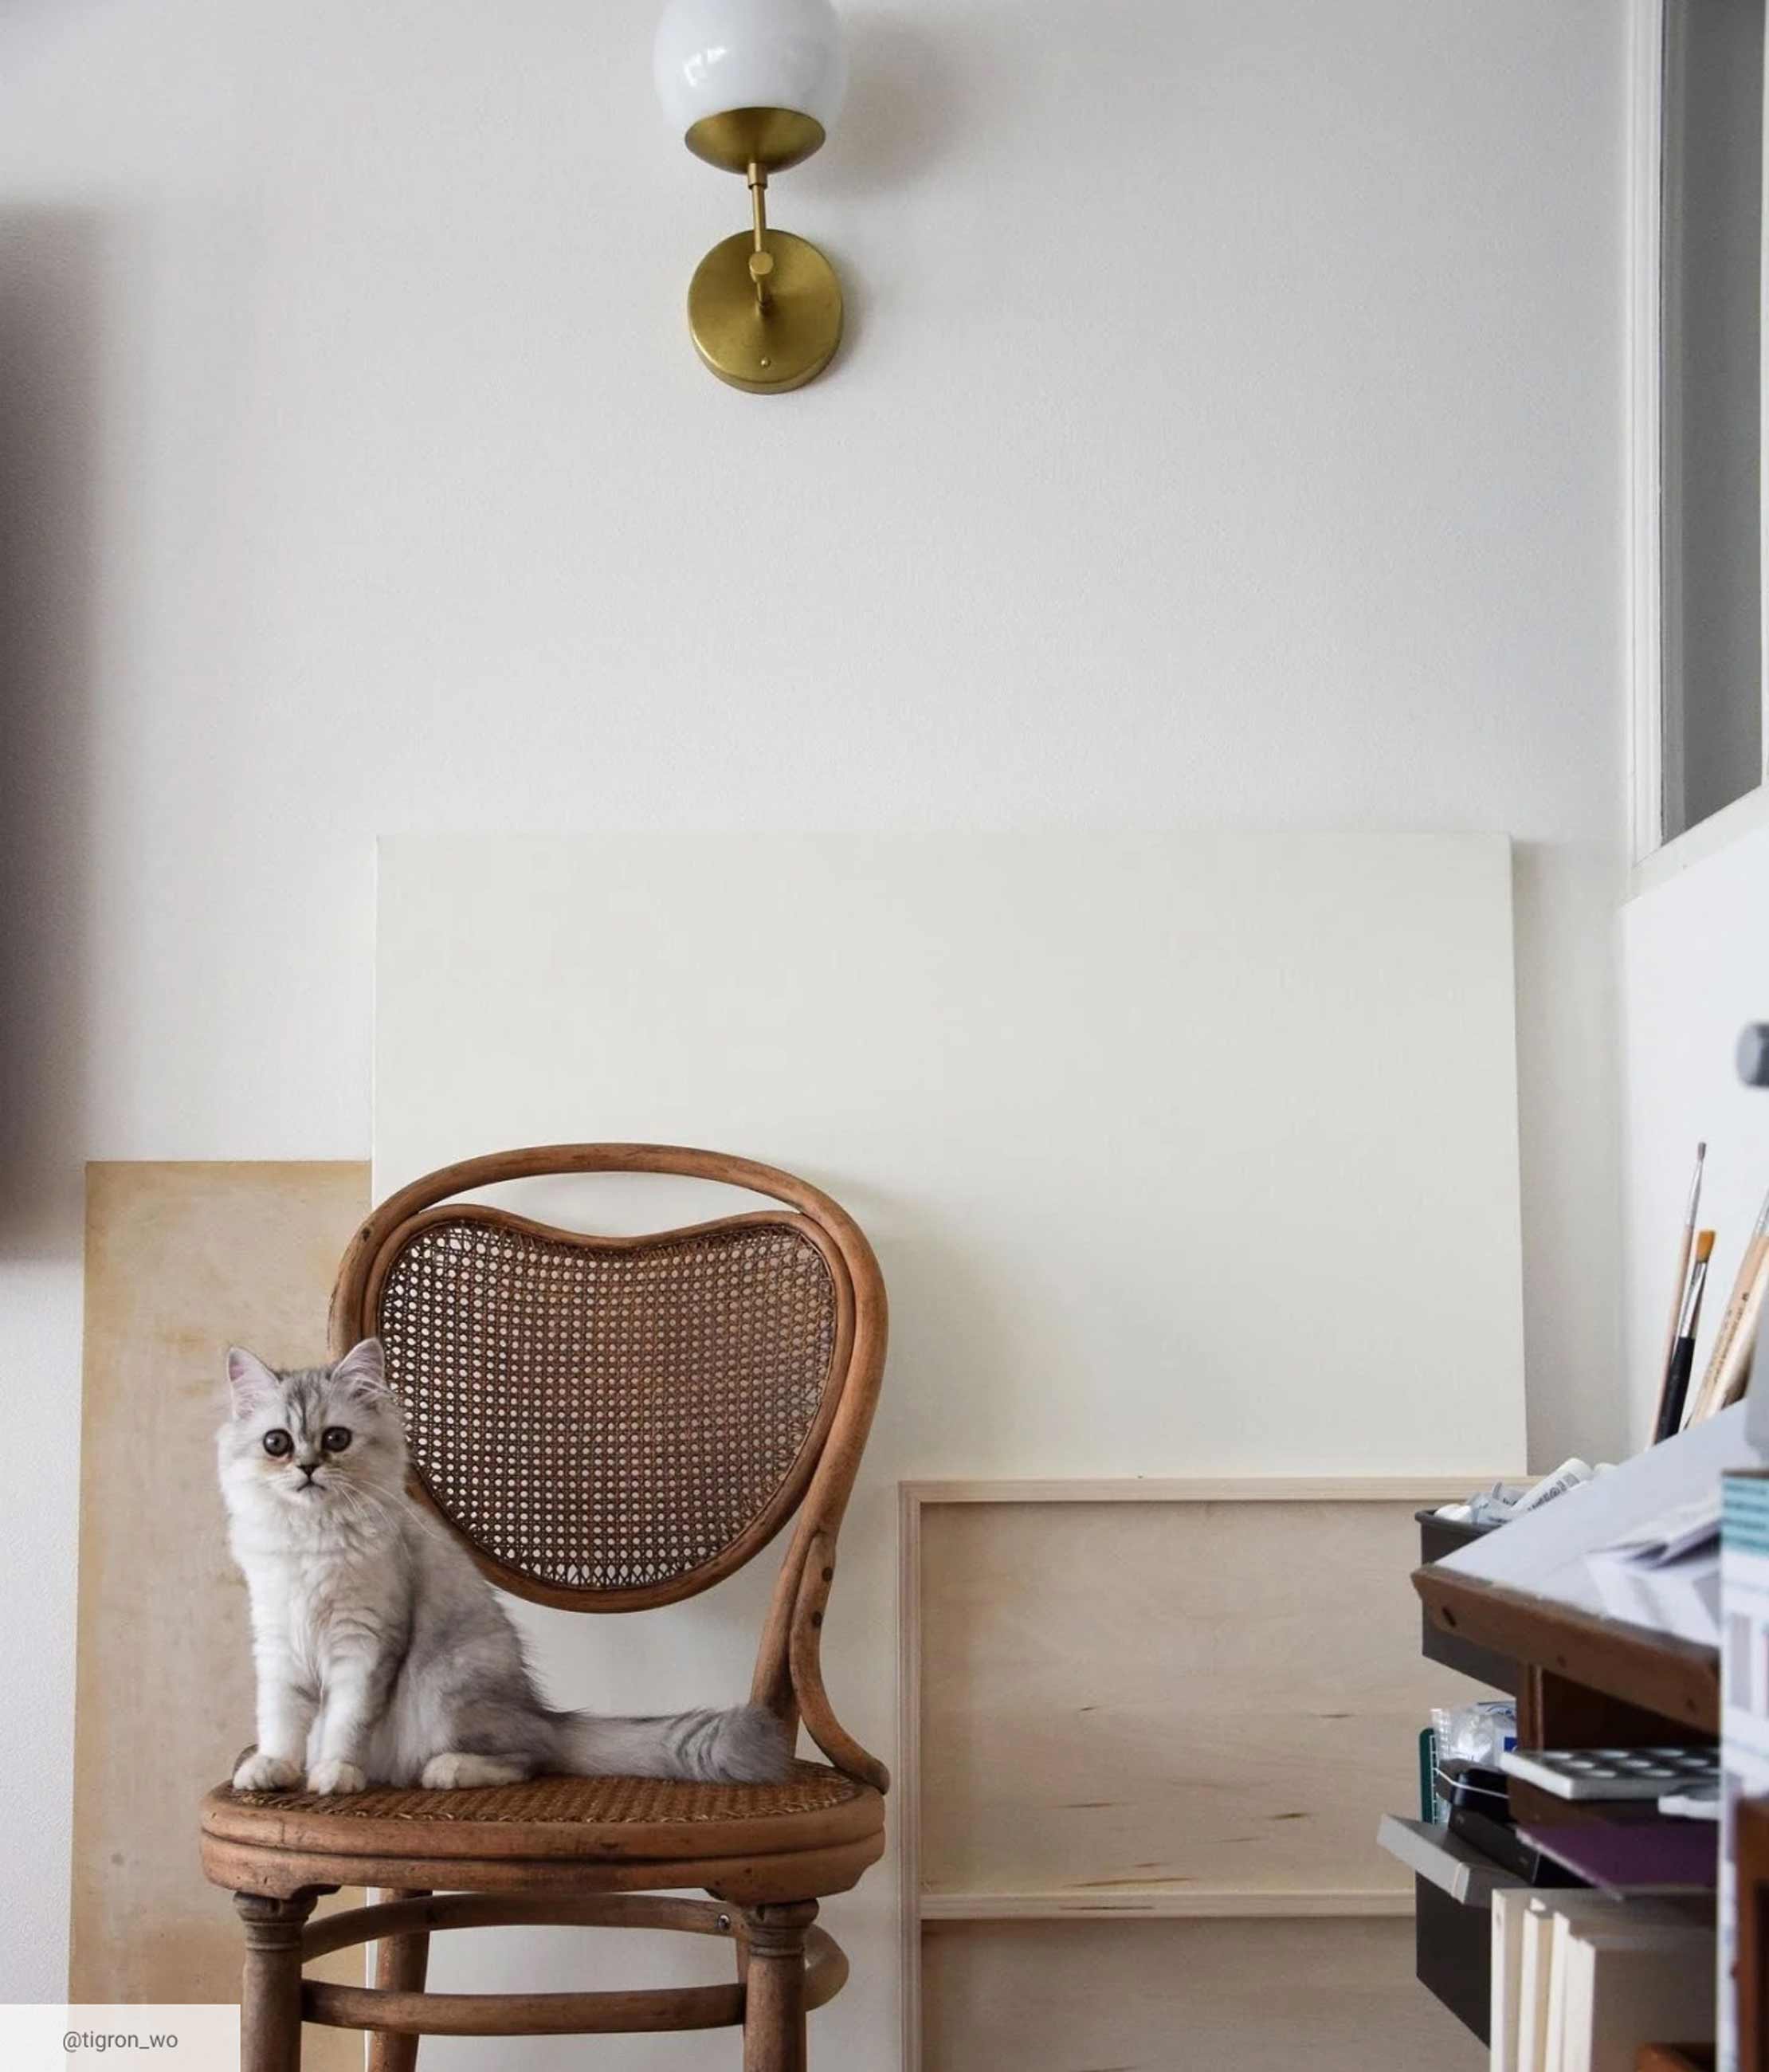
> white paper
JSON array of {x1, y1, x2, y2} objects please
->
[
  {"x1": 1598, "y1": 1489, "x2": 1724, "y2": 1566},
  {"x1": 1437, "y1": 1406, "x2": 1759, "y2": 1638}
]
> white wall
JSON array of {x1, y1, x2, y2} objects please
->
[
  {"x1": 0, "y1": 0, "x2": 1630, "y2": 2003},
  {"x1": 1622, "y1": 814, "x2": 1769, "y2": 1442}
]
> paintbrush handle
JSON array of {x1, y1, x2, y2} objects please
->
[
  {"x1": 1659, "y1": 1148, "x2": 1705, "y2": 1399},
  {"x1": 1658, "y1": 1225, "x2": 1696, "y2": 1411},
  {"x1": 1704, "y1": 1250, "x2": 1769, "y2": 1419},
  {"x1": 1656, "y1": 1336, "x2": 1698, "y2": 1443},
  {"x1": 1692, "y1": 1234, "x2": 1768, "y2": 1423}
]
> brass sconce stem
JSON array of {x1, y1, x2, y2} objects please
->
[{"x1": 747, "y1": 161, "x2": 774, "y2": 308}]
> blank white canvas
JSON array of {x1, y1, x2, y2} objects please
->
[{"x1": 375, "y1": 828, "x2": 1525, "y2": 2072}]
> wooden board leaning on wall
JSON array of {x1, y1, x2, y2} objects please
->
[
  {"x1": 899, "y1": 1479, "x2": 1495, "y2": 2072},
  {"x1": 73, "y1": 1161, "x2": 370, "y2": 2069}
]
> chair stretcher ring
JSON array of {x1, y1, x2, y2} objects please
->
[{"x1": 296, "y1": 1892, "x2": 849, "y2": 2037}]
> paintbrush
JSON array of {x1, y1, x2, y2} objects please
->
[
  {"x1": 1657, "y1": 1144, "x2": 1705, "y2": 1405},
  {"x1": 1690, "y1": 1179, "x2": 1769, "y2": 1423},
  {"x1": 1655, "y1": 1229, "x2": 1715, "y2": 1443}
]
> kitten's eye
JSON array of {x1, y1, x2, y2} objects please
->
[
  {"x1": 261, "y1": 1430, "x2": 292, "y2": 1458},
  {"x1": 321, "y1": 1426, "x2": 352, "y2": 1454}
]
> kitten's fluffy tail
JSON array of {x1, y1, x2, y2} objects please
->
[{"x1": 555, "y1": 1703, "x2": 793, "y2": 1785}]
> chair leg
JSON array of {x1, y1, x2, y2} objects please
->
[
  {"x1": 367, "y1": 1889, "x2": 432, "y2": 2072},
  {"x1": 739, "y1": 1900, "x2": 817, "y2": 2072},
  {"x1": 234, "y1": 1893, "x2": 316, "y2": 2072}
]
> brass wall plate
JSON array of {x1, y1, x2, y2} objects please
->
[
  {"x1": 684, "y1": 106, "x2": 826, "y2": 175},
  {"x1": 688, "y1": 229, "x2": 841, "y2": 394}
]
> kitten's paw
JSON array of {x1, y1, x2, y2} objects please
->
[
  {"x1": 307, "y1": 1759, "x2": 367, "y2": 1796},
  {"x1": 232, "y1": 1751, "x2": 302, "y2": 1794},
  {"x1": 422, "y1": 1752, "x2": 528, "y2": 1790}
]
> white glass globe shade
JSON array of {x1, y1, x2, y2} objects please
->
[{"x1": 653, "y1": 0, "x2": 846, "y2": 139}]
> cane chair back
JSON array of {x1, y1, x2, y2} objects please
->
[{"x1": 328, "y1": 1144, "x2": 889, "y2": 1790}]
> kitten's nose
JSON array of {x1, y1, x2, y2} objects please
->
[{"x1": 296, "y1": 1462, "x2": 319, "y2": 1483}]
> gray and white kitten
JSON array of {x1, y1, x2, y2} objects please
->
[{"x1": 218, "y1": 1337, "x2": 790, "y2": 1795}]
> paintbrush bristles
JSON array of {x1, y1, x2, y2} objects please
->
[{"x1": 1696, "y1": 1229, "x2": 1716, "y2": 1262}]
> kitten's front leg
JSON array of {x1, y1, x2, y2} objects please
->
[
  {"x1": 233, "y1": 1642, "x2": 317, "y2": 1793},
  {"x1": 308, "y1": 1632, "x2": 390, "y2": 1795}
]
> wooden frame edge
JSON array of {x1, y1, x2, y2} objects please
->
[
  {"x1": 917, "y1": 1887, "x2": 1415, "y2": 1922},
  {"x1": 897, "y1": 1481, "x2": 923, "y2": 2072},
  {"x1": 900, "y1": 1475, "x2": 1512, "y2": 1505}
]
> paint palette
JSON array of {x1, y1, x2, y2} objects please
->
[{"x1": 1500, "y1": 1745, "x2": 1720, "y2": 1802}]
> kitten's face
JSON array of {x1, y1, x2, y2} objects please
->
[{"x1": 218, "y1": 1339, "x2": 406, "y2": 1514}]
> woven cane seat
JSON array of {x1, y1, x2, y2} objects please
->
[{"x1": 202, "y1": 1760, "x2": 882, "y2": 1867}]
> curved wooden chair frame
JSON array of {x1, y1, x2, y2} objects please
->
[{"x1": 199, "y1": 1144, "x2": 889, "y2": 2072}]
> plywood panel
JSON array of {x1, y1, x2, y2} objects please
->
[
  {"x1": 920, "y1": 1917, "x2": 1486, "y2": 2072},
  {"x1": 72, "y1": 1160, "x2": 369, "y2": 2054},
  {"x1": 918, "y1": 1497, "x2": 1486, "y2": 1902}
]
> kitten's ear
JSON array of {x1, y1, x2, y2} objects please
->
[
  {"x1": 331, "y1": 1336, "x2": 390, "y2": 1399},
  {"x1": 226, "y1": 1345, "x2": 280, "y2": 1416}
]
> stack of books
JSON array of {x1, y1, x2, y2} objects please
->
[{"x1": 1491, "y1": 1889, "x2": 1712, "y2": 2071}]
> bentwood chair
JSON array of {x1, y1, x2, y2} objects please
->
[{"x1": 199, "y1": 1144, "x2": 888, "y2": 2072}]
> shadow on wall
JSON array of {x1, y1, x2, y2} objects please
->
[
  {"x1": 804, "y1": 9, "x2": 973, "y2": 376},
  {"x1": 0, "y1": 207, "x2": 101, "y2": 1257},
  {"x1": 815, "y1": 12, "x2": 971, "y2": 197}
]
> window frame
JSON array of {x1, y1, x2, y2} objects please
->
[{"x1": 1629, "y1": 0, "x2": 1769, "y2": 873}]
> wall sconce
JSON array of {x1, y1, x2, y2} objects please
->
[{"x1": 653, "y1": 0, "x2": 847, "y2": 393}]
